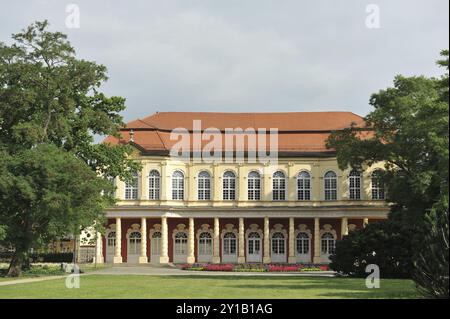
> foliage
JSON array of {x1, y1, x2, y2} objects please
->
[
  {"x1": 329, "y1": 221, "x2": 416, "y2": 278},
  {"x1": 179, "y1": 263, "x2": 329, "y2": 272},
  {"x1": 412, "y1": 197, "x2": 449, "y2": 298},
  {"x1": 0, "y1": 21, "x2": 140, "y2": 276}
]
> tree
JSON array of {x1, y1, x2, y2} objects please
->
[
  {"x1": 0, "y1": 21, "x2": 140, "y2": 276},
  {"x1": 326, "y1": 50, "x2": 449, "y2": 296}
]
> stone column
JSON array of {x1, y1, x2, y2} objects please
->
[
  {"x1": 159, "y1": 217, "x2": 169, "y2": 264},
  {"x1": 363, "y1": 218, "x2": 369, "y2": 228},
  {"x1": 238, "y1": 164, "x2": 246, "y2": 203},
  {"x1": 95, "y1": 231, "x2": 104, "y2": 264},
  {"x1": 113, "y1": 218, "x2": 122, "y2": 263},
  {"x1": 263, "y1": 217, "x2": 271, "y2": 263},
  {"x1": 139, "y1": 217, "x2": 148, "y2": 263},
  {"x1": 341, "y1": 217, "x2": 348, "y2": 239},
  {"x1": 160, "y1": 162, "x2": 167, "y2": 201},
  {"x1": 313, "y1": 217, "x2": 321, "y2": 263},
  {"x1": 238, "y1": 217, "x2": 245, "y2": 263},
  {"x1": 288, "y1": 217, "x2": 296, "y2": 263},
  {"x1": 213, "y1": 218, "x2": 220, "y2": 263},
  {"x1": 187, "y1": 217, "x2": 196, "y2": 264}
]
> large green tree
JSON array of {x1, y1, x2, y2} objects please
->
[
  {"x1": 327, "y1": 51, "x2": 449, "y2": 297},
  {"x1": 0, "y1": 21, "x2": 139, "y2": 276}
]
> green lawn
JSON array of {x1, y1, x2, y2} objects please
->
[{"x1": 0, "y1": 275, "x2": 421, "y2": 299}]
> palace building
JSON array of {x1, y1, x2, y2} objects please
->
[{"x1": 95, "y1": 112, "x2": 389, "y2": 264}]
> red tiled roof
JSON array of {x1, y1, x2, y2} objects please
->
[{"x1": 103, "y1": 112, "x2": 370, "y2": 156}]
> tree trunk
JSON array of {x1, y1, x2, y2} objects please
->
[{"x1": 7, "y1": 250, "x2": 27, "y2": 277}]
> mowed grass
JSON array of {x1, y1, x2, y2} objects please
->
[{"x1": 0, "y1": 275, "x2": 421, "y2": 299}]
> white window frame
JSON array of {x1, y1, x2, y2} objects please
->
[
  {"x1": 172, "y1": 170, "x2": 184, "y2": 200},
  {"x1": 297, "y1": 171, "x2": 311, "y2": 200},
  {"x1": 197, "y1": 171, "x2": 211, "y2": 200},
  {"x1": 349, "y1": 169, "x2": 361, "y2": 200},
  {"x1": 371, "y1": 170, "x2": 385, "y2": 200},
  {"x1": 272, "y1": 171, "x2": 286, "y2": 201},
  {"x1": 248, "y1": 171, "x2": 261, "y2": 201},
  {"x1": 148, "y1": 170, "x2": 160, "y2": 200},
  {"x1": 324, "y1": 171, "x2": 337, "y2": 201},
  {"x1": 125, "y1": 171, "x2": 139, "y2": 200},
  {"x1": 223, "y1": 171, "x2": 236, "y2": 200}
]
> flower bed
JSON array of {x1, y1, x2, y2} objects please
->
[{"x1": 180, "y1": 263, "x2": 330, "y2": 272}]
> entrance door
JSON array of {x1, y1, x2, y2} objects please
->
[
  {"x1": 296, "y1": 232, "x2": 311, "y2": 263},
  {"x1": 106, "y1": 231, "x2": 115, "y2": 263},
  {"x1": 271, "y1": 232, "x2": 287, "y2": 263},
  {"x1": 198, "y1": 232, "x2": 213, "y2": 262},
  {"x1": 127, "y1": 231, "x2": 141, "y2": 263},
  {"x1": 222, "y1": 232, "x2": 237, "y2": 263},
  {"x1": 150, "y1": 231, "x2": 161, "y2": 263},
  {"x1": 173, "y1": 232, "x2": 188, "y2": 263},
  {"x1": 247, "y1": 232, "x2": 262, "y2": 262}
]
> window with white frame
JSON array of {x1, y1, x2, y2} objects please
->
[
  {"x1": 321, "y1": 233, "x2": 335, "y2": 255},
  {"x1": 148, "y1": 170, "x2": 160, "y2": 200},
  {"x1": 125, "y1": 171, "x2": 139, "y2": 199},
  {"x1": 296, "y1": 232, "x2": 309, "y2": 254},
  {"x1": 128, "y1": 231, "x2": 141, "y2": 254},
  {"x1": 151, "y1": 231, "x2": 161, "y2": 255},
  {"x1": 297, "y1": 171, "x2": 311, "y2": 200},
  {"x1": 223, "y1": 232, "x2": 237, "y2": 254},
  {"x1": 248, "y1": 171, "x2": 261, "y2": 200},
  {"x1": 198, "y1": 171, "x2": 211, "y2": 200},
  {"x1": 172, "y1": 171, "x2": 184, "y2": 200},
  {"x1": 174, "y1": 232, "x2": 188, "y2": 254},
  {"x1": 107, "y1": 231, "x2": 116, "y2": 247},
  {"x1": 198, "y1": 232, "x2": 213, "y2": 255},
  {"x1": 223, "y1": 171, "x2": 236, "y2": 200},
  {"x1": 349, "y1": 169, "x2": 361, "y2": 200},
  {"x1": 371, "y1": 170, "x2": 385, "y2": 200},
  {"x1": 271, "y1": 232, "x2": 285, "y2": 254},
  {"x1": 272, "y1": 171, "x2": 286, "y2": 201},
  {"x1": 324, "y1": 171, "x2": 337, "y2": 201}
]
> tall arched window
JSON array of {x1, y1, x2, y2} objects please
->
[
  {"x1": 271, "y1": 232, "x2": 286, "y2": 254},
  {"x1": 198, "y1": 232, "x2": 213, "y2": 255},
  {"x1": 174, "y1": 232, "x2": 188, "y2": 255},
  {"x1": 272, "y1": 171, "x2": 286, "y2": 201},
  {"x1": 371, "y1": 170, "x2": 385, "y2": 200},
  {"x1": 297, "y1": 171, "x2": 311, "y2": 200},
  {"x1": 107, "y1": 231, "x2": 116, "y2": 247},
  {"x1": 198, "y1": 171, "x2": 211, "y2": 200},
  {"x1": 296, "y1": 232, "x2": 309, "y2": 254},
  {"x1": 321, "y1": 233, "x2": 335, "y2": 255},
  {"x1": 125, "y1": 171, "x2": 139, "y2": 199},
  {"x1": 172, "y1": 171, "x2": 184, "y2": 200},
  {"x1": 223, "y1": 232, "x2": 237, "y2": 255},
  {"x1": 324, "y1": 171, "x2": 337, "y2": 201},
  {"x1": 349, "y1": 169, "x2": 361, "y2": 200},
  {"x1": 128, "y1": 231, "x2": 141, "y2": 254},
  {"x1": 248, "y1": 171, "x2": 261, "y2": 200},
  {"x1": 223, "y1": 171, "x2": 236, "y2": 200},
  {"x1": 148, "y1": 170, "x2": 160, "y2": 200}
]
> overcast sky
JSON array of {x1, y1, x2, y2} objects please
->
[{"x1": 1, "y1": 0, "x2": 448, "y2": 123}]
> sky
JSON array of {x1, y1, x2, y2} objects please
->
[{"x1": 1, "y1": 0, "x2": 448, "y2": 124}]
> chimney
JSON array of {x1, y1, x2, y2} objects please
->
[{"x1": 129, "y1": 129, "x2": 135, "y2": 142}]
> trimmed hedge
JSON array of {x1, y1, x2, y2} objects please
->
[{"x1": 0, "y1": 252, "x2": 73, "y2": 263}]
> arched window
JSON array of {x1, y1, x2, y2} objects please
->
[
  {"x1": 198, "y1": 232, "x2": 213, "y2": 255},
  {"x1": 174, "y1": 232, "x2": 188, "y2": 254},
  {"x1": 296, "y1": 232, "x2": 309, "y2": 254},
  {"x1": 297, "y1": 171, "x2": 311, "y2": 200},
  {"x1": 248, "y1": 171, "x2": 261, "y2": 200},
  {"x1": 223, "y1": 171, "x2": 236, "y2": 200},
  {"x1": 148, "y1": 170, "x2": 160, "y2": 200},
  {"x1": 324, "y1": 171, "x2": 337, "y2": 201},
  {"x1": 128, "y1": 231, "x2": 141, "y2": 254},
  {"x1": 349, "y1": 169, "x2": 361, "y2": 200},
  {"x1": 125, "y1": 171, "x2": 139, "y2": 199},
  {"x1": 151, "y1": 231, "x2": 161, "y2": 256},
  {"x1": 223, "y1": 232, "x2": 237, "y2": 255},
  {"x1": 107, "y1": 231, "x2": 116, "y2": 247},
  {"x1": 272, "y1": 171, "x2": 286, "y2": 201},
  {"x1": 271, "y1": 232, "x2": 285, "y2": 254},
  {"x1": 172, "y1": 171, "x2": 184, "y2": 200},
  {"x1": 371, "y1": 170, "x2": 385, "y2": 200},
  {"x1": 198, "y1": 171, "x2": 211, "y2": 200},
  {"x1": 321, "y1": 233, "x2": 335, "y2": 255}
]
